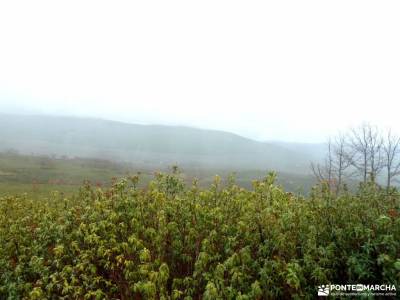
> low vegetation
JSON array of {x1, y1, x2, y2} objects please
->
[{"x1": 1, "y1": 171, "x2": 399, "y2": 299}]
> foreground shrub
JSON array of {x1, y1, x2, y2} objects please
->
[{"x1": 0, "y1": 172, "x2": 399, "y2": 299}]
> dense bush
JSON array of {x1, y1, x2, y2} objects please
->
[{"x1": 0, "y1": 171, "x2": 399, "y2": 299}]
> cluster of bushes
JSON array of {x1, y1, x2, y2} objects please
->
[{"x1": 0, "y1": 171, "x2": 399, "y2": 299}]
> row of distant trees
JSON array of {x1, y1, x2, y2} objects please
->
[{"x1": 311, "y1": 123, "x2": 400, "y2": 194}]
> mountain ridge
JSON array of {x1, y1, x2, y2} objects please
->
[{"x1": 0, "y1": 113, "x2": 324, "y2": 174}]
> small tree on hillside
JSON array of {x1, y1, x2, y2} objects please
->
[
  {"x1": 311, "y1": 138, "x2": 334, "y2": 189},
  {"x1": 348, "y1": 123, "x2": 384, "y2": 183},
  {"x1": 382, "y1": 129, "x2": 400, "y2": 190},
  {"x1": 311, "y1": 134, "x2": 352, "y2": 195},
  {"x1": 331, "y1": 133, "x2": 352, "y2": 194}
]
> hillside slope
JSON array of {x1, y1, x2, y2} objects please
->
[{"x1": 0, "y1": 114, "x2": 322, "y2": 173}]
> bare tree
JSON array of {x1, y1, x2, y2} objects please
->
[
  {"x1": 311, "y1": 135, "x2": 351, "y2": 194},
  {"x1": 331, "y1": 133, "x2": 352, "y2": 194},
  {"x1": 348, "y1": 123, "x2": 369, "y2": 183},
  {"x1": 313, "y1": 124, "x2": 400, "y2": 192},
  {"x1": 348, "y1": 123, "x2": 384, "y2": 183},
  {"x1": 382, "y1": 129, "x2": 400, "y2": 190},
  {"x1": 311, "y1": 138, "x2": 334, "y2": 189}
]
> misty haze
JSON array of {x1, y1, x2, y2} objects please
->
[{"x1": 1, "y1": 1, "x2": 399, "y2": 299}]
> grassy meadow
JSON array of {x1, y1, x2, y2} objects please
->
[{"x1": 0, "y1": 152, "x2": 316, "y2": 199}]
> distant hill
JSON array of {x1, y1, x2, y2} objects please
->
[{"x1": 0, "y1": 114, "x2": 324, "y2": 174}]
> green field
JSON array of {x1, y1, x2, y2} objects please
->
[
  {"x1": 0, "y1": 152, "x2": 316, "y2": 198},
  {"x1": 0, "y1": 152, "x2": 149, "y2": 198}
]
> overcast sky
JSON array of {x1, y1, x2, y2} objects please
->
[{"x1": 0, "y1": 1, "x2": 399, "y2": 142}]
